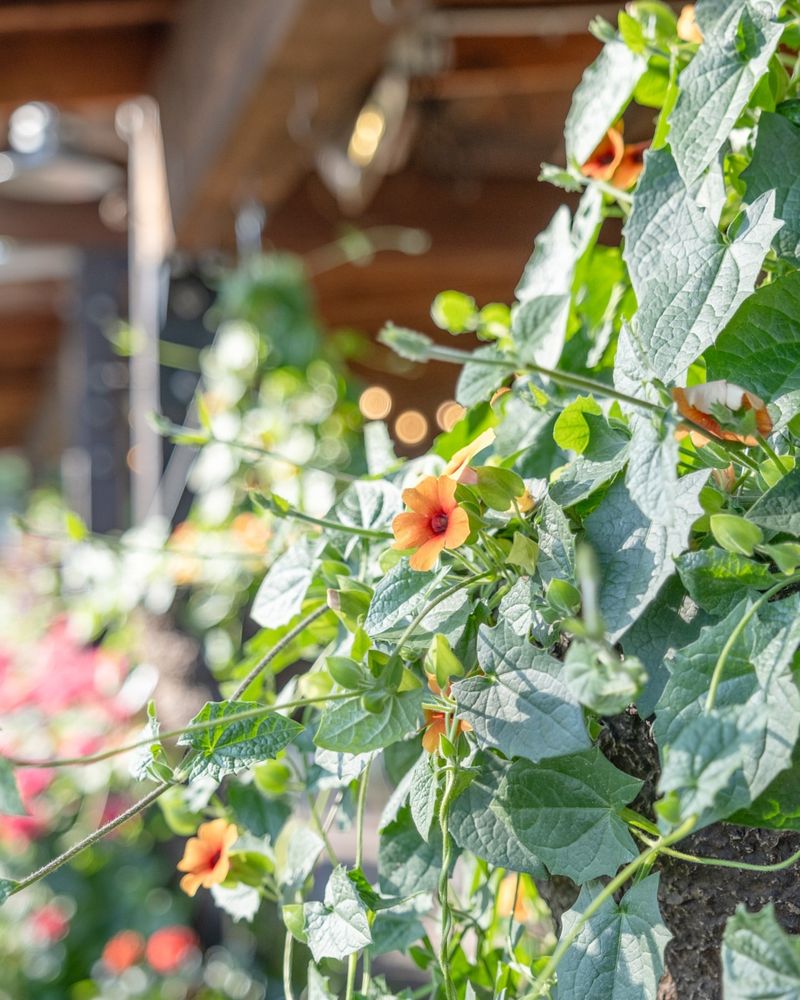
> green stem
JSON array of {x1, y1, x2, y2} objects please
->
[
  {"x1": 632, "y1": 831, "x2": 800, "y2": 873},
  {"x1": 757, "y1": 434, "x2": 789, "y2": 475},
  {"x1": 388, "y1": 571, "x2": 491, "y2": 672},
  {"x1": 705, "y1": 573, "x2": 800, "y2": 712},
  {"x1": 256, "y1": 496, "x2": 393, "y2": 541},
  {"x1": 8, "y1": 780, "x2": 174, "y2": 897},
  {"x1": 437, "y1": 716, "x2": 460, "y2": 1000},
  {"x1": 425, "y1": 344, "x2": 662, "y2": 415},
  {"x1": 345, "y1": 761, "x2": 372, "y2": 1000},
  {"x1": 8, "y1": 694, "x2": 352, "y2": 770},
  {"x1": 306, "y1": 789, "x2": 338, "y2": 866},
  {"x1": 229, "y1": 604, "x2": 330, "y2": 700},
  {"x1": 283, "y1": 926, "x2": 295, "y2": 1000},
  {"x1": 527, "y1": 817, "x2": 697, "y2": 998}
]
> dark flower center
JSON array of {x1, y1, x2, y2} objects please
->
[
  {"x1": 430, "y1": 512, "x2": 449, "y2": 535},
  {"x1": 208, "y1": 849, "x2": 222, "y2": 869},
  {"x1": 597, "y1": 150, "x2": 615, "y2": 165}
]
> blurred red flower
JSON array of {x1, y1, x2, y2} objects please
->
[
  {"x1": 145, "y1": 925, "x2": 199, "y2": 975},
  {"x1": 102, "y1": 930, "x2": 145, "y2": 973}
]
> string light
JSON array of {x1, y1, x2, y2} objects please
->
[
  {"x1": 395, "y1": 409, "x2": 428, "y2": 445},
  {"x1": 436, "y1": 400, "x2": 465, "y2": 432},
  {"x1": 359, "y1": 386, "x2": 393, "y2": 420},
  {"x1": 348, "y1": 105, "x2": 386, "y2": 167}
]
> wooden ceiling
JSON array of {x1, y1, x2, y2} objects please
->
[{"x1": 0, "y1": 0, "x2": 641, "y2": 450}]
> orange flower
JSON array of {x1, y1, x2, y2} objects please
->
[
  {"x1": 392, "y1": 475, "x2": 471, "y2": 572},
  {"x1": 422, "y1": 674, "x2": 471, "y2": 753},
  {"x1": 614, "y1": 141, "x2": 650, "y2": 189},
  {"x1": 677, "y1": 4, "x2": 703, "y2": 43},
  {"x1": 443, "y1": 428, "x2": 496, "y2": 484},
  {"x1": 103, "y1": 930, "x2": 145, "y2": 973},
  {"x1": 581, "y1": 128, "x2": 625, "y2": 181},
  {"x1": 176, "y1": 819, "x2": 238, "y2": 897},
  {"x1": 496, "y1": 873, "x2": 534, "y2": 922},
  {"x1": 672, "y1": 381, "x2": 772, "y2": 447}
]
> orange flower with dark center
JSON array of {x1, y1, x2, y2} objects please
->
[
  {"x1": 672, "y1": 381, "x2": 772, "y2": 447},
  {"x1": 677, "y1": 4, "x2": 703, "y2": 43},
  {"x1": 176, "y1": 818, "x2": 238, "y2": 897},
  {"x1": 581, "y1": 128, "x2": 625, "y2": 181},
  {"x1": 392, "y1": 475, "x2": 471, "y2": 572},
  {"x1": 103, "y1": 930, "x2": 145, "y2": 974},
  {"x1": 614, "y1": 141, "x2": 650, "y2": 189}
]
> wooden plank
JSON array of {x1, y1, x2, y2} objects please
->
[
  {"x1": 0, "y1": 199, "x2": 125, "y2": 247},
  {"x1": 153, "y1": 0, "x2": 397, "y2": 248},
  {"x1": 0, "y1": 0, "x2": 178, "y2": 33}
]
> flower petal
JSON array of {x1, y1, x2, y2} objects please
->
[
  {"x1": 401, "y1": 476, "x2": 441, "y2": 517},
  {"x1": 581, "y1": 128, "x2": 624, "y2": 181},
  {"x1": 409, "y1": 535, "x2": 446, "y2": 572},
  {"x1": 443, "y1": 428, "x2": 496, "y2": 481},
  {"x1": 443, "y1": 506, "x2": 470, "y2": 550},
  {"x1": 436, "y1": 475, "x2": 459, "y2": 514},
  {"x1": 179, "y1": 873, "x2": 202, "y2": 897},
  {"x1": 613, "y1": 141, "x2": 649, "y2": 189},
  {"x1": 392, "y1": 512, "x2": 433, "y2": 550}
]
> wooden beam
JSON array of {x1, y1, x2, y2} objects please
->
[
  {"x1": 0, "y1": 1, "x2": 179, "y2": 33},
  {"x1": 0, "y1": 198, "x2": 125, "y2": 247},
  {"x1": 0, "y1": 24, "x2": 166, "y2": 108},
  {"x1": 154, "y1": 0, "x2": 398, "y2": 249}
]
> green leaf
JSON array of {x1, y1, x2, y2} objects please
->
[
  {"x1": 564, "y1": 40, "x2": 647, "y2": 167},
  {"x1": 729, "y1": 741, "x2": 800, "y2": 830},
  {"x1": 130, "y1": 701, "x2": 172, "y2": 782},
  {"x1": 453, "y1": 622, "x2": 589, "y2": 763},
  {"x1": 553, "y1": 875, "x2": 670, "y2": 1000},
  {"x1": 498, "y1": 576, "x2": 544, "y2": 640},
  {"x1": 315, "y1": 690, "x2": 424, "y2": 753},
  {"x1": 275, "y1": 822, "x2": 324, "y2": 891},
  {"x1": 623, "y1": 576, "x2": 711, "y2": 716},
  {"x1": 654, "y1": 595, "x2": 800, "y2": 822},
  {"x1": 369, "y1": 894, "x2": 431, "y2": 957},
  {"x1": 178, "y1": 701, "x2": 303, "y2": 781},
  {"x1": 475, "y1": 466, "x2": 525, "y2": 511},
  {"x1": 503, "y1": 748, "x2": 642, "y2": 882},
  {"x1": 378, "y1": 805, "x2": 443, "y2": 897},
  {"x1": 747, "y1": 465, "x2": 800, "y2": 537},
  {"x1": 742, "y1": 112, "x2": 800, "y2": 262},
  {"x1": 364, "y1": 562, "x2": 469, "y2": 647},
  {"x1": 251, "y1": 536, "x2": 325, "y2": 629},
  {"x1": 0, "y1": 759, "x2": 24, "y2": 816},
  {"x1": 669, "y1": 1, "x2": 784, "y2": 185},
  {"x1": 549, "y1": 415, "x2": 630, "y2": 508},
  {"x1": 515, "y1": 205, "x2": 576, "y2": 303},
  {"x1": 658, "y1": 710, "x2": 746, "y2": 825},
  {"x1": 564, "y1": 640, "x2": 647, "y2": 715},
  {"x1": 552, "y1": 397, "x2": 603, "y2": 453},
  {"x1": 332, "y1": 481, "x2": 402, "y2": 540},
  {"x1": 676, "y1": 547, "x2": 775, "y2": 616},
  {"x1": 449, "y1": 752, "x2": 545, "y2": 877},
  {"x1": 582, "y1": 472, "x2": 707, "y2": 641},
  {"x1": 623, "y1": 147, "x2": 781, "y2": 383},
  {"x1": 723, "y1": 904, "x2": 800, "y2": 999},
  {"x1": 228, "y1": 781, "x2": 289, "y2": 842},
  {"x1": 303, "y1": 865, "x2": 372, "y2": 963},
  {"x1": 431, "y1": 290, "x2": 477, "y2": 334},
  {"x1": 211, "y1": 883, "x2": 261, "y2": 923},
  {"x1": 705, "y1": 272, "x2": 800, "y2": 408},
  {"x1": 408, "y1": 753, "x2": 437, "y2": 843},
  {"x1": 624, "y1": 413, "x2": 681, "y2": 527},
  {"x1": 512, "y1": 295, "x2": 571, "y2": 371},
  {"x1": 455, "y1": 345, "x2": 510, "y2": 408},
  {"x1": 537, "y1": 495, "x2": 576, "y2": 584},
  {"x1": 506, "y1": 532, "x2": 539, "y2": 575},
  {"x1": 378, "y1": 323, "x2": 433, "y2": 362}
]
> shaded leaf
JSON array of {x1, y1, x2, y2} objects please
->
[
  {"x1": 251, "y1": 536, "x2": 325, "y2": 629},
  {"x1": 676, "y1": 547, "x2": 775, "y2": 616},
  {"x1": 315, "y1": 690, "x2": 424, "y2": 753},
  {"x1": 742, "y1": 111, "x2": 800, "y2": 262},
  {"x1": 723, "y1": 904, "x2": 800, "y2": 999},
  {"x1": 304, "y1": 865, "x2": 372, "y2": 963}
]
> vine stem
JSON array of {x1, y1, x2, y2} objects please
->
[
  {"x1": 345, "y1": 760, "x2": 372, "y2": 1000},
  {"x1": 7, "y1": 780, "x2": 173, "y2": 897},
  {"x1": 229, "y1": 604, "x2": 330, "y2": 700},
  {"x1": 424, "y1": 344, "x2": 663, "y2": 415},
  {"x1": 387, "y1": 571, "x2": 491, "y2": 671},
  {"x1": 632, "y1": 830, "x2": 800, "y2": 873},
  {"x1": 8, "y1": 695, "x2": 353, "y2": 770},
  {"x1": 254, "y1": 497, "x2": 393, "y2": 541},
  {"x1": 757, "y1": 434, "x2": 789, "y2": 475},
  {"x1": 704, "y1": 573, "x2": 800, "y2": 713},
  {"x1": 283, "y1": 926, "x2": 295, "y2": 1000},
  {"x1": 526, "y1": 816, "x2": 697, "y2": 999},
  {"x1": 437, "y1": 719, "x2": 460, "y2": 1000}
]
